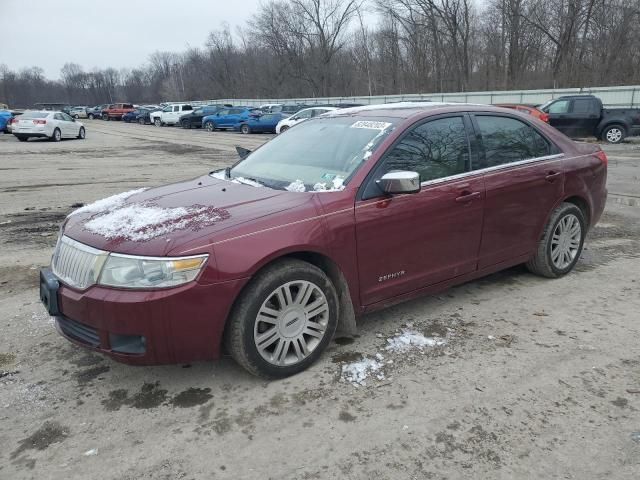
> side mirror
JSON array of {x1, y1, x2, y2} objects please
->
[{"x1": 376, "y1": 171, "x2": 421, "y2": 195}]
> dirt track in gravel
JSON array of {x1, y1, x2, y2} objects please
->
[{"x1": 0, "y1": 122, "x2": 639, "y2": 479}]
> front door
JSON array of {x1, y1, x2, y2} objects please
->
[
  {"x1": 355, "y1": 115, "x2": 485, "y2": 306},
  {"x1": 470, "y1": 114, "x2": 565, "y2": 268},
  {"x1": 545, "y1": 99, "x2": 572, "y2": 136}
]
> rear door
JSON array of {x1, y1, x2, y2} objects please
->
[
  {"x1": 568, "y1": 98, "x2": 599, "y2": 137},
  {"x1": 355, "y1": 114, "x2": 485, "y2": 305},
  {"x1": 470, "y1": 114, "x2": 565, "y2": 269}
]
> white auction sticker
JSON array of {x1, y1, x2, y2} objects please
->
[{"x1": 350, "y1": 121, "x2": 392, "y2": 130}]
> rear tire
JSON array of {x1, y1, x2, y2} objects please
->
[
  {"x1": 602, "y1": 124, "x2": 625, "y2": 144},
  {"x1": 16, "y1": 135, "x2": 28, "y2": 142},
  {"x1": 51, "y1": 128, "x2": 62, "y2": 142},
  {"x1": 240, "y1": 124, "x2": 251, "y2": 134},
  {"x1": 104, "y1": 114, "x2": 110, "y2": 121},
  {"x1": 88, "y1": 113, "x2": 95, "y2": 120},
  {"x1": 526, "y1": 202, "x2": 586, "y2": 278},
  {"x1": 225, "y1": 259, "x2": 338, "y2": 378},
  {"x1": 138, "y1": 117, "x2": 145, "y2": 125}
]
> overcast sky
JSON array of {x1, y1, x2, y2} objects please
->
[{"x1": 0, "y1": 0, "x2": 264, "y2": 79}]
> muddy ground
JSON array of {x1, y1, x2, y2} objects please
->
[{"x1": 0, "y1": 121, "x2": 639, "y2": 479}]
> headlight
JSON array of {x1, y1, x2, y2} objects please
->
[{"x1": 98, "y1": 253, "x2": 208, "y2": 289}]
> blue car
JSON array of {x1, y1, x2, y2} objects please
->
[
  {"x1": 234, "y1": 112, "x2": 286, "y2": 134},
  {"x1": 0, "y1": 110, "x2": 13, "y2": 133},
  {"x1": 202, "y1": 107, "x2": 262, "y2": 132}
]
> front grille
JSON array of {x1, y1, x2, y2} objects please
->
[
  {"x1": 51, "y1": 236, "x2": 107, "y2": 289},
  {"x1": 57, "y1": 316, "x2": 100, "y2": 347}
]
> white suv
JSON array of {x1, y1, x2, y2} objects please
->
[
  {"x1": 150, "y1": 104, "x2": 194, "y2": 126},
  {"x1": 275, "y1": 106, "x2": 338, "y2": 133}
]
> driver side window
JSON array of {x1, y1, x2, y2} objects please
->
[
  {"x1": 547, "y1": 100, "x2": 569, "y2": 114},
  {"x1": 380, "y1": 116, "x2": 470, "y2": 182}
]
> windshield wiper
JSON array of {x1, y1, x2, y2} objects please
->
[{"x1": 232, "y1": 175, "x2": 264, "y2": 187}]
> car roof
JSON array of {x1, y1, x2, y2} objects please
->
[{"x1": 325, "y1": 101, "x2": 517, "y2": 119}]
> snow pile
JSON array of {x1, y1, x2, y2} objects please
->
[
  {"x1": 70, "y1": 188, "x2": 147, "y2": 216},
  {"x1": 313, "y1": 176, "x2": 345, "y2": 192},
  {"x1": 84, "y1": 204, "x2": 230, "y2": 241},
  {"x1": 210, "y1": 170, "x2": 226, "y2": 180},
  {"x1": 285, "y1": 179, "x2": 307, "y2": 192},
  {"x1": 386, "y1": 329, "x2": 446, "y2": 353},
  {"x1": 341, "y1": 357, "x2": 384, "y2": 385}
]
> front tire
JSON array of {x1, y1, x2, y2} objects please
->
[
  {"x1": 104, "y1": 115, "x2": 110, "y2": 121},
  {"x1": 526, "y1": 202, "x2": 586, "y2": 278},
  {"x1": 88, "y1": 113, "x2": 95, "y2": 120},
  {"x1": 16, "y1": 135, "x2": 28, "y2": 142},
  {"x1": 138, "y1": 117, "x2": 145, "y2": 125},
  {"x1": 225, "y1": 259, "x2": 338, "y2": 378},
  {"x1": 51, "y1": 128, "x2": 62, "y2": 142},
  {"x1": 279, "y1": 125, "x2": 289, "y2": 134},
  {"x1": 205, "y1": 121, "x2": 215, "y2": 132},
  {"x1": 602, "y1": 125, "x2": 625, "y2": 144},
  {"x1": 77, "y1": 127, "x2": 85, "y2": 139},
  {"x1": 154, "y1": 118, "x2": 162, "y2": 127}
]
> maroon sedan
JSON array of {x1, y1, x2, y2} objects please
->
[{"x1": 40, "y1": 103, "x2": 607, "y2": 378}]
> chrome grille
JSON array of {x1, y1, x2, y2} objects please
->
[{"x1": 52, "y1": 236, "x2": 107, "y2": 290}]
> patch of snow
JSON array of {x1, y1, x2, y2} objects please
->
[
  {"x1": 233, "y1": 177, "x2": 264, "y2": 187},
  {"x1": 70, "y1": 188, "x2": 147, "y2": 216},
  {"x1": 312, "y1": 177, "x2": 346, "y2": 192},
  {"x1": 210, "y1": 170, "x2": 227, "y2": 180},
  {"x1": 84, "y1": 204, "x2": 230, "y2": 242},
  {"x1": 341, "y1": 357, "x2": 383, "y2": 386},
  {"x1": 211, "y1": 171, "x2": 263, "y2": 187},
  {"x1": 386, "y1": 329, "x2": 446, "y2": 352},
  {"x1": 285, "y1": 179, "x2": 306, "y2": 192},
  {"x1": 83, "y1": 449, "x2": 98, "y2": 456}
]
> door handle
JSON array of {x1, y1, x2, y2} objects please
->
[
  {"x1": 545, "y1": 171, "x2": 562, "y2": 182},
  {"x1": 455, "y1": 191, "x2": 481, "y2": 203}
]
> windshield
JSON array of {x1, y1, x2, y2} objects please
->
[{"x1": 228, "y1": 116, "x2": 396, "y2": 191}]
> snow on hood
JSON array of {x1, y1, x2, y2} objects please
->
[
  {"x1": 84, "y1": 203, "x2": 230, "y2": 242},
  {"x1": 69, "y1": 188, "x2": 147, "y2": 216}
]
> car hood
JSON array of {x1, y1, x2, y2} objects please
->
[{"x1": 63, "y1": 174, "x2": 315, "y2": 256}]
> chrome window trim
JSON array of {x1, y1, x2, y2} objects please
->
[{"x1": 419, "y1": 153, "x2": 565, "y2": 187}]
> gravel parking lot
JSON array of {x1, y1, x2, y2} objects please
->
[{"x1": 1, "y1": 121, "x2": 639, "y2": 479}]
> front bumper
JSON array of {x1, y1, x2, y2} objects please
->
[{"x1": 41, "y1": 268, "x2": 247, "y2": 365}]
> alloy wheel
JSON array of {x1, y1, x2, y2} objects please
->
[
  {"x1": 606, "y1": 127, "x2": 622, "y2": 143},
  {"x1": 550, "y1": 213, "x2": 581, "y2": 270},
  {"x1": 253, "y1": 280, "x2": 329, "y2": 366}
]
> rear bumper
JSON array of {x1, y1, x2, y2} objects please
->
[
  {"x1": 13, "y1": 132, "x2": 48, "y2": 138},
  {"x1": 52, "y1": 277, "x2": 247, "y2": 365}
]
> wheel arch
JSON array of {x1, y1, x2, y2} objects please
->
[
  {"x1": 221, "y1": 249, "x2": 358, "y2": 349},
  {"x1": 563, "y1": 195, "x2": 591, "y2": 226}
]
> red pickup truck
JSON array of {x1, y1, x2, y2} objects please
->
[{"x1": 102, "y1": 103, "x2": 135, "y2": 121}]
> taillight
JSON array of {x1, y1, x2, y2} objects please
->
[
  {"x1": 33, "y1": 119, "x2": 46, "y2": 125},
  {"x1": 539, "y1": 112, "x2": 549, "y2": 123},
  {"x1": 9, "y1": 117, "x2": 16, "y2": 124},
  {"x1": 595, "y1": 150, "x2": 608, "y2": 166}
]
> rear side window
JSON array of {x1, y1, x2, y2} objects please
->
[
  {"x1": 571, "y1": 99, "x2": 592, "y2": 114},
  {"x1": 183, "y1": 105, "x2": 193, "y2": 111},
  {"x1": 380, "y1": 116, "x2": 470, "y2": 182},
  {"x1": 474, "y1": 115, "x2": 551, "y2": 169}
]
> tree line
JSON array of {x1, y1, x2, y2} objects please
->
[{"x1": 1, "y1": 0, "x2": 639, "y2": 108}]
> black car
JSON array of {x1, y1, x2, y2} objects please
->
[
  {"x1": 539, "y1": 94, "x2": 640, "y2": 143},
  {"x1": 136, "y1": 107, "x2": 160, "y2": 125},
  {"x1": 179, "y1": 105, "x2": 228, "y2": 129}
]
